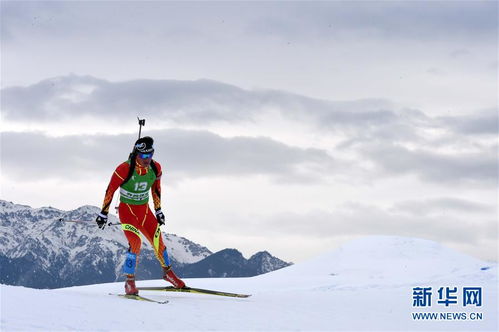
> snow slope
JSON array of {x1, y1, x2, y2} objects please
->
[{"x1": 1, "y1": 236, "x2": 497, "y2": 331}]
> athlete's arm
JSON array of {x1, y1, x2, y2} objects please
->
[
  {"x1": 101, "y1": 162, "x2": 129, "y2": 214},
  {"x1": 151, "y1": 161, "x2": 163, "y2": 211}
]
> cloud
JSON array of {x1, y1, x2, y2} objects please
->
[
  {"x1": 2, "y1": 75, "x2": 399, "y2": 127},
  {"x1": 1, "y1": 75, "x2": 427, "y2": 139},
  {"x1": 308, "y1": 205, "x2": 495, "y2": 243},
  {"x1": 159, "y1": 129, "x2": 339, "y2": 182},
  {"x1": 390, "y1": 198, "x2": 496, "y2": 217},
  {"x1": 1, "y1": 129, "x2": 337, "y2": 183},
  {"x1": 0, "y1": 1, "x2": 59, "y2": 42},
  {"x1": 4, "y1": 2, "x2": 495, "y2": 44},
  {"x1": 217, "y1": 200, "x2": 495, "y2": 241},
  {"x1": 437, "y1": 109, "x2": 498, "y2": 136},
  {"x1": 1, "y1": 76, "x2": 427, "y2": 146},
  {"x1": 1, "y1": 76, "x2": 261, "y2": 123},
  {"x1": 360, "y1": 142, "x2": 497, "y2": 186},
  {"x1": 3, "y1": 76, "x2": 493, "y2": 141},
  {"x1": 246, "y1": 1, "x2": 497, "y2": 43},
  {"x1": 3, "y1": 75, "x2": 496, "y2": 188},
  {"x1": 227, "y1": 200, "x2": 498, "y2": 261}
]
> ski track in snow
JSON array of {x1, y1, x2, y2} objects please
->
[{"x1": 1, "y1": 236, "x2": 497, "y2": 331}]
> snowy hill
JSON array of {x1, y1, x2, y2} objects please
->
[
  {"x1": 254, "y1": 236, "x2": 496, "y2": 290},
  {"x1": 1, "y1": 236, "x2": 497, "y2": 331},
  {"x1": 0, "y1": 200, "x2": 289, "y2": 288}
]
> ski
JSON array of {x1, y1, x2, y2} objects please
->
[
  {"x1": 109, "y1": 293, "x2": 169, "y2": 304},
  {"x1": 136, "y1": 286, "x2": 251, "y2": 298}
]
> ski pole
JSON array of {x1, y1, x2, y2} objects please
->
[
  {"x1": 57, "y1": 218, "x2": 120, "y2": 226},
  {"x1": 57, "y1": 218, "x2": 94, "y2": 223}
]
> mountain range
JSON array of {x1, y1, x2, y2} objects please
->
[{"x1": 0, "y1": 200, "x2": 291, "y2": 288}]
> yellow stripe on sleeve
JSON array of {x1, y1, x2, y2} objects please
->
[{"x1": 114, "y1": 171, "x2": 125, "y2": 181}]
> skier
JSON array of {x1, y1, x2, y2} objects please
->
[{"x1": 95, "y1": 136, "x2": 185, "y2": 295}]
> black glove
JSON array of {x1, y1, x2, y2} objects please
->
[
  {"x1": 155, "y1": 209, "x2": 165, "y2": 226},
  {"x1": 96, "y1": 212, "x2": 108, "y2": 229}
]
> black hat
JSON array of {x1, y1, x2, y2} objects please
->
[{"x1": 134, "y1": 136, "x2": 154, "y2": 154}]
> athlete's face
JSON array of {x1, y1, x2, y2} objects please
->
[{"x1": 137, "y1": 152, "x2": 153, "y2": 167}]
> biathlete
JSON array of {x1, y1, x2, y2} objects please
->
[{"x1": 95, "y1": 136, "x2": 185, "y2": 295}]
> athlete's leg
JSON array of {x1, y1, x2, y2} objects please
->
[
  {"x1": 138, "y1": 205, "x2": 185, "y2": 288},
  {"x1": 118, "y1": 203, "x2": 144, "y2": 294}
]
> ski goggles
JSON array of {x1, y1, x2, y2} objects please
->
[{"x1": 138, "y1": 152, "x2": 154, "y2": 159}]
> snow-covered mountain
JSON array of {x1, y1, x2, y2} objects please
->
[
  {"x1": 180, "y1": 248, "x2": 291, "y2": 278},
  {"x1": 0, "y1": 200, "x2": 289, "y2": 288},
  {"x1": 1, "y1": 235, "x2": 496, "y2": 331}
]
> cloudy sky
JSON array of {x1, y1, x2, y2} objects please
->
[{"x1": 1, "y1": 1, "x2": 497, "y2": 263}]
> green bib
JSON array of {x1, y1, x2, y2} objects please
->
[{"x1": 119, "y1": 162, "x2": 157, "y2": 205}]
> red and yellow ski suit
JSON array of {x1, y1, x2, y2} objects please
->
[{"x1": 101, "y1": 160, "x2": 170, "y2": 268}]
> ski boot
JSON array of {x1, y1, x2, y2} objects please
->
[
  {"x1": 125, "y1": 274, "x2": 139, "y2": 295},
  {"x1": 163, "y1": 265, "x2": 185, "y2": 288}
]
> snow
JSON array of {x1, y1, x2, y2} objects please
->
[
  {"x1": 1, "y1": 236, "x2": 497, "y2": 331},
  {"x1": 164, "y1": 233, "x2": 212, "y2": 264}
]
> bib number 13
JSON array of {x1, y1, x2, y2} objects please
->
[{"x1": 134, "y1": 182, "x2": 148, "y2": 191}]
